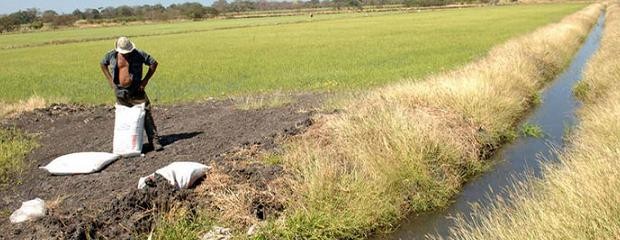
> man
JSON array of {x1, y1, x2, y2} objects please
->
[{"x1": 100, "y1": 36, "x2": 163, "y2": 152}]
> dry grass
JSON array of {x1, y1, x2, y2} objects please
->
[
  {"x1": 195, "y1": 163, "x2": 290, "y2": 235},
  {"x1": 0, "y1": 95, "x2": 46, "y2": 118},
  {"x1": 197, "y1": 166, "x2": 259, "y2": 229},
  {"x1": 234, "y1": 93, "x2": 295, "y2": 110},
  {"x1": 260, "y1": 3, "x2": 602, "y2": 239},
  {"x1": 447, "y1": 3, "x2": 620, "y2": 240}
]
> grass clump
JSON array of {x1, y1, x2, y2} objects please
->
[
  {"x1": 262, "y1": 153, "x2": 284, "y2": 166},
  {"x1": 234, "y1": 94, "x2": 295, "y2": 110},
  {"x1": 520, "y1": 123, "x2": 544, "y2": 138},
  {"x1": 0, "y1": 95, "x2": 46, "y2": 118},
  {"x1": 149, "y1": 207, "x2": 213, "y2": 240},
  {"x1": 449, "y1": 3, "x2": 620, "y2": 239},
  {"x1": 0, "y1": 127, "x2": 38, "y2": 185},
  {"x1": 260, "y1": 3, "x2": 602, "y2": 239}
]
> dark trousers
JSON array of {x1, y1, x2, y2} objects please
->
[{"x1": 116, "y1": 90, "x2": 159, "y2": 143}]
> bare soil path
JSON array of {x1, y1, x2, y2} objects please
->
[{"x1": 0, "y1": 95, "x2": 320, "y2": 239}]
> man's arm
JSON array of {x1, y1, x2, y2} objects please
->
[
  {"x1": 139, "y1": 61, "x2": 158, "y2": 92},
  {"x1": 100, "y1": 64, "x2": 116, "y2": 90}
]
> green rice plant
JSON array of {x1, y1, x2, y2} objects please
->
[
  {"x1": 0, "y1": 13, "x2": 375, "y2": 50},
  {"x1": 0, "y1": 3, "x2": 586, "y2": 104}
]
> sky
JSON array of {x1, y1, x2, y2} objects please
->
[{"x1": 0, "y1": 0, "x2": 216, "y2": 15}]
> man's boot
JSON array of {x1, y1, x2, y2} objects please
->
[{"x1": 149, "y1": 136, "x2": 164, "y2": 152}]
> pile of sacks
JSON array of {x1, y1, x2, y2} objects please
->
[
  {"x1": 41, "y1": 103, "x2": 147, "y2": 175},
  {"x1": 13, "y1": 104, "x2": 210, "y2": 223}
]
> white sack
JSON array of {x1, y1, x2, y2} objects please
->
[
  {"x1": 138, "y1": 162, "x2": 210, "y2": 189},
  {"x1": 40, "y1": 152, "x2": 119, "y2": 175},
  {"x1": 10, "y1": 198, "x2": 46, "y2": 223},
  {"x1": 113, "y1": 103, "x2": 146, "y2": 157}
]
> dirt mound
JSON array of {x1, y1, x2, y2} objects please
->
[
  {"x1": 0, "y1": 95, "x2": 320, "y2": 239},
  {"x1": 31, "y1": 175, "x2": 188, "y2": 239}
]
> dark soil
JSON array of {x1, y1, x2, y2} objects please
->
[{"x1": 0, "y1": 95, "x2": 320, "y2": 239}]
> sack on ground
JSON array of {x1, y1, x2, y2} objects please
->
[
  {"x1": 40, "y1": 152, "x2": 120, "y2": 175},
  {"x1": 138, "y1": 162, "x2": 210, "y2": 189},
  {"x1": 113, "y1": 103, "x2": 146, "y2": 157},
  {"x1": 10, "y1": 198, "x2": 46, "y2": 223}
]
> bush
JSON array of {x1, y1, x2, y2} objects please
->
[
  {"x1": 404, "y1": 0, "x2": 453, "y2": 7},
  {"x1": 30, "y1": 21, "x2": 44, "y2": 30}
]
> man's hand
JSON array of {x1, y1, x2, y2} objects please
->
[{"x1": 140, "y1": 62, "x2": 158, "y2": 92}]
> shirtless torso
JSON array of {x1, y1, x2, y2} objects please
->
[{"x1": 117, "y1": 53, "x2": 132, "y2": 87}]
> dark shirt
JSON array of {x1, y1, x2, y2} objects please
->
[{"x1": 100, "y1": 49, "x2": 156, "y2": 93}]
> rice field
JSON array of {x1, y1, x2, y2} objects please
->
[
  {"x1": 0, "y1": 13, "x2": 375, "y2": 49},
  {"x1": 0, "y1": 3, "x2": 586, "y2": 104}
]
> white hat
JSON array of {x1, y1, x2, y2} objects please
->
[{"x1": 115, "y1": 36, "x2": 135, "y2": 54}]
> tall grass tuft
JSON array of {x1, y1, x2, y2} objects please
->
[
  {"x1": 0, "y1": 95, "x2": 46, "y2": 118},
  {"x1": 0, "y1": 128, "x2": 38, "y2": 185},
  {"x1": 448, "y1": 3, "x2": 620, "y2": 239},
  {"x1": 262, "y1": 3, "x2": 602, "y2": 239}
]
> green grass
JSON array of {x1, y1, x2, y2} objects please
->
[
  {"x1": 521, "y1": 123, "x2": 544, "y2": 138},
  {"x1": 261, "y1": 153, "x2": 284, "y2": 166},
  {"x1": 147, "y1": 207, "x2": 213, "y2": 240},
  {"x1": 0, "y1": 3, "x2": 586, "y2": 105},
  {"x1": 0, "y1": 128, "x2": 37, "y2": 185}
]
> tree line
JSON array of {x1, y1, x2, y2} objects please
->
[{"x1": 0, "y1": 0, "x2": 498, "y2": 33}]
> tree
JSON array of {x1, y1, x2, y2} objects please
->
[
  {"x1": 72, "y1": 9, "x2": 85, "y2": 19},
  {"x1": 212, "y1": 0, "x2": 229, "y2": 13},
  {"x1": 309, "y1": 0, "x2": 321, "y2": 8},
  {"x1": 10, "y1": 9, "x2": 38, "y2": 24},
  {"x1": 100, "y1": 7, "x2": 116, "y2": 18},
  {"x1": 228, "y1": 0, "x2": 256, "y2": 13},
  {"x1": 332, "y1": 0, "x2": 348, "y2": 9},
  {"x1": 41, "y1": 10, "x2": 58, "y2": 23},
  {"x1": 204, "y1": 7, "x2": 220, "y2": 17},
  {"x1": 50, "y1": 15, "x2": 76, "y2": 28},
  {"x1": 83, "y1": 9, "x2": 101, "y2": 19},
  {"x1": 115, "y1": 6, "x2": 135, "y2": 17},
  {"x1": 143, "y1": 4, "x2": 167, "y2": 20},
  {"x1": 0, "y1": 16, "x2": 19, "y2": 33},
  {"x1": 349, "y1": 0, "x2": 363, "y2": 9},
  {"x1": 183, "y1": 3, "x2": 208, "y2": 19}
]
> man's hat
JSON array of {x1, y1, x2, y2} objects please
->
[{"x1": 115, "y1": 36, "x2": 135, "y2": 54}]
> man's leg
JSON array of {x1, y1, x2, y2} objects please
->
[{"x1": 138, "y1": 93, "x2": 164, "y2": 151}]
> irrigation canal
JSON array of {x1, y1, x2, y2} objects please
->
[{"x1": 381, "y1": 11, "x2": 605, "y2": 240}]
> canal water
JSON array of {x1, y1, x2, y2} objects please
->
[{"x1": 383, "y1": 12, "x2": 605, "y2": 240}]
